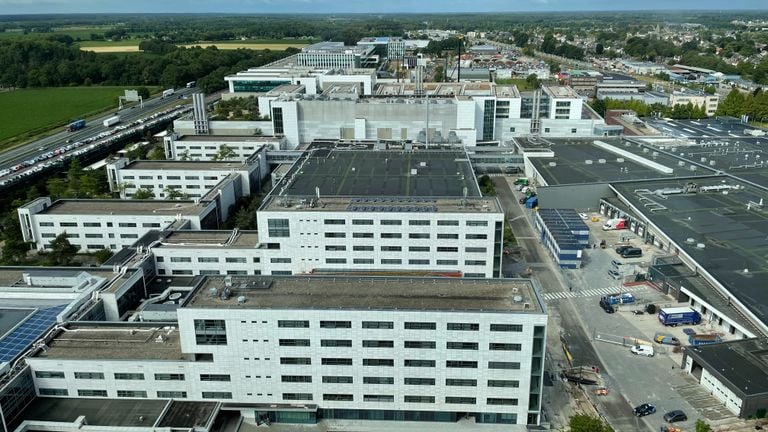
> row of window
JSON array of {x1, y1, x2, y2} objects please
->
[
  {"x1": 158, "y1": 256, "x2": 260, "y2": 264},
  {"x1": 40, "y1": 233, "x2": 140, "y2": 239},
  {"x1": 321, "y1": 258, "x2": 485, "y2": 266},
  {"x1": 279, "y1": 358, "x2": 521, "y2": 369},
  {"x1": 283, "y1": 393, "x2": 517, "y2": 405},
  {"x1": 278, "y1": 340, "x2": 521, "y2": 351},
  {"x1": 324, "y1": 233, "x2": 487, "y2": 240},
  {"x1": 277, "y1": 321, "x2": 523, "y2": 332},
  {"x1": 36, "y1": 371, "x2": 229, "y2": 382},
  {"x1": 39, "y1": 221, "x2": 161, "y2": 228},
  {"x1": 324, "y1": 245, "x2": 487, "y2": 253},
  {"x1": 284, "y1": 376, "x2": 518, "y2": 388},
  {"x1": 323, "y1": 219, "x2": 489, "y2": 227},
  {"x1": 175, "y1": 145, "x2": 255, "y2": 151},
  {"x1": 121, "y1": 175, "x2": 219, "y2": 181},
  {"x1": 40, "y1": 388, "x2": 228, "y2": 399}
]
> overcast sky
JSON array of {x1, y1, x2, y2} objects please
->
[{"x1": 1, "y1": 0, "x2": 766, "y2": 14}]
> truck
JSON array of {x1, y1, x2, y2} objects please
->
[
  {"x1": 513, "y1": 177, "x2": 530, "y2": 186},
  {"x1": 600, "y1": 292, "x2": 636, "y2": 306},
  {"x1": 67, "y1": 119, "x2": 86, "y2": 132},
  {"x1": 688, "y1": 334, "x2": 722, "y2": 347},
  {"x1": 162, "y1": 88, "x2": 175, "y2": 98},
  {"x1": 524, "y1": 196, "x2": 538, "y2": 209},
  {"x1": 185, "y1": 81, "x2": 196, "y2": 88},
  {"x1": 602, "y1": 218, "x2": 627, "y2": 231},
  {"x1": 102, "y1": 115, "x2": 120, "y2": 127},
  {"x1": 658, "y1": 307, "x2": 702, "y2": 327},
  {"x1": 744, "y1": 128, "x2": 766, "y2": 137}
]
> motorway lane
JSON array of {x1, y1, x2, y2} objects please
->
[{"x1": 0, "y1": 88, "x2": 198, "y2": 170}]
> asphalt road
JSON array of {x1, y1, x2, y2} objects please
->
[{"x1": 0, "y1": 87, "x2": 198, "y2": 171}]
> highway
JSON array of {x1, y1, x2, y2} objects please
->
[{"x1": 0, "y1": 87, "x2": 198, "y2": 171}]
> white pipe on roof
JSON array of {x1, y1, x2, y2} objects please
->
[{"x1": 593, "y1": 140, "x2": 674, "y2": 175}]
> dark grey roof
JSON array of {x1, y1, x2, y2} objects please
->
[{"x1": 685, "y1": 338, "x2": 768, "y2": 396}]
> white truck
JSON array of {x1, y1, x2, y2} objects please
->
[
  {"x1": 162, "y1": 88, "x2": 175, "y2": 98},
  {"x1": 102, "y1": 115, "x2": 120, "y2": 127}
]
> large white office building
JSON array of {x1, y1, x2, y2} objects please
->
[
  {"x1": 26, "y1": 275, "x2": 547, "y2": 428},
  {"x1": 297, "y1": 42, "x2": 378, "y2": 69}
]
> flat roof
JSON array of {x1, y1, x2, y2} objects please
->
[
  {"x1": 685, "y1": 338, "x2": 768, "y2": 396},
  {"x1": 41, "y1": 199, "x2": 209, "y2": 216},
  {"x1": 176, "y1": 135, "x2": 278, "y2": 142},
  {"x1": 613, "y1": 177, "x2": 768, "y2": 325},
  {"x1": 543, "y1": 85, "x2": 579, "y2": 98},
  {"x1": 37, "y1": 325, "x2": 185, "y2": 360},
  {"x1": 18, "y1": 398, "x2": 168, "y2": 427},
  {"x1": 126, "y1": 160, "x2": 248, "y2": 171},
  {"x1": 275, "y1": 148, "x2": 480, "y2": 198},
  {"x1": 157, "y1": 230, "x2": 259, "y2": 248},
  {"x1": 187, "y1": 276, "x2": 544, "y2": 313},
  {"x1": 0, "y1": 267, "x2": 115, "y2": 288},
  {"x1": 156, "y1": 401, "x2": 218, "y2": 428}
]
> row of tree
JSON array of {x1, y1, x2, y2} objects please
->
[
  {"x1": 540, "y1": 33, "x2": 585, "y2": 61},
  {"x1": 718, "y1": 88, "x2": 768, "y2": 121},
  {"x1": 590, "y1": 98, "x2": 708, "y2": 120}
]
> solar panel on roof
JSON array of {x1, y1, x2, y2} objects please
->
[{"x1": 0, "y1": 304, "x2": 66, "y2": 363}]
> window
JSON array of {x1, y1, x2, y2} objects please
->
[
  {"x1": 446, "y1": 396, "x2": 476, "y2": 404},
  {"x1": 267, "y1": 219, "x2": 290, "y2": 237},
  {"x1": 84, "y1": 233, "x2": 103, "y2": 238},
  {"x1": 362, "y1": 321, "x2": 393, "y2": 329},
  {"x1": 200, "y1": 270, "x2": 220, "y2": 276},
  {"x1": 404, "y1": 359, "x2": 435, "y2": 368},
  {"x1": 437, "y1": 220, "x2": 459, "y2": 226},
  {"x1": 353, "y1": 246, "x2": 374, "y2": 251},
  {"x1": 41, "y1": 233, "x2": 56, "y2": 238},
  {"x1": 283, "y1": 393, "x2": 312, "y2": 401},
  {"x1": 82, "y1": 222, "x2": 101, "y2": 227},
  {"x1": 571, "y1": 128, "x2": 578, "y2": 134},
  {"x1": 465, "y1": 247, "x2": 487, "y2": 253},
  {"x1": 74, "y1": 372, "x2": 104, "y2": 380},
  {"x1": 488, "y1": 380, "x2": 519, "y2": 388},
  {"x1": 167, "y1": 175, "x2": 181, "y2": 180},
  {"x1": 488, "y1": 361, "x2": 521, "y2": 370},
  {"x1": 158, "y1": 391, "x2": 187, "y2": 398},
  {"x1": 325, "y1": 258, "x2": 347, "y2": 264},
  {"x1": 281, "y1": 357, "x2": 311, "y2": 365},
  {"x1": 447, "y1": 323, "x2": 479, "y2": 331},
  {"x1": 405, "y1": 395, "x2": 435, "y2": 403},
  {"x1": 405, "y1": 322, "x2": 436, "y2": 330},
  {"x1": 437, "y1": 260, "x2": 458, "y2": 265},
  {"x1": 198, "y1": 257, "x2": 219, "y2": 263},
  {"x1": 465, "y1": 234, "x2": 487, "y2": 240},
  {"x1": 324, "y1": 219, "x2": 346, "y2": 225},
  {"x1": 117, "y1": 390, "x2": 147, "y2": 398},
  {"x1": 465, "y1": 260, "x2": 486, "y2": 266},
  {"x1": 320, "y1": 321, "x2": 351, "y2": 329},
  {"x1": 437, "y1": 247, "x2": 458, "y2": 252},
  {"x1": 363, "y1": 359, "x2": 394, "y2": 367},
  {"x1": 404, "y1": 377, "x2": 435, "y2": 386},
  {"x1": 437, "y1": 233, "x2": 459, "y2": 239},
  {"x1": 404, "y1": 341, "x2": 435, "y2": 349},
  {"x1": 351, "y1": 232, "x2": 372, "y2": 239},
  {"x1": 446, "y1": 378, "x2": 477, "y2": 387},
  {"x1": 380, "y1": 233, "x2": 402, "y2": 239},
  {"x1": 380, "y1": 246, "x2": 401, "y2": 252},
  {"x1": 120, "y1": 234, "x2": 138, "y2": 239},
  {"x1": 270, "y1": 258, "x2": 292, "y2": 264},
  {"x1": 320, "y1": 339, "x2": 352, "y2": 348},
  {"x1": 380, "y1": 220, "x2": 401, "y2": 225},
  {"x1": 203, "y1": 391, "x2": 232, "y2": 399},
  {"x1": 488, "y1": 398, "x2": 518, "y2": 406},
  {"x1": 363, "y1": 376, "x2": 394, "y2": 384},
  {"x1": 409, "y1": 220, "x2": 430, "y2": 226},
  {"x1": 154, "y1": 373, "x2": 184, "y2": 381},
  {"x1": 325, "y1": 232, "x2": 346, "y2": 238},
  {"x1": 198, "y1": 373, "x2": 231, "y2": 382},
  {"x1": 39, "y1": 388, "x2": 68, "y2": 396},
  {"x1": 225, "y1": 257, "x2": 247, "y2": 263},
  {"x1": 118, "y1": 222, "x2": 137, "y2": 228},
  {"x1": 59, "y1": 222, "x2": 78, "y2": 227},
  {"x1": 282, "y1": 375, "x2": 312, "y2": 383},
  {"x1": 489, "y1": 343, "x2": 522, "y2": 351},
  {"x1": 142, "y1": 223, "x2": 161, "y2": 228},
  {"x1": 204, "y1": 176, "x2": 218, "y2": 181},
  {"x1": 409, "y1": 246, "x2": 430, "y2": 252},
  {"x1": 279, "y1": 320, "x2": 309, "y2": 328},
  {"x1": 446, "y1": 360, "x2": 477, "y2": 368},
  {"x1": 279, "y1": 339, "x2": 310, "y2": 347},
  {"x1": 447, "y1": 342, "x2": 478, "y2": 350},
  {"x1": 323, "y1": 376, "x2": 353, "y2": 384},
  {"x1": 322, "y1": 358, "x2": 352, "y2": 366},
  {"x1": 78, "y1": 389, "x2": 108, "y2": 397},
  {"x1": 35, "y1": 371, "x2": 64, "y2": 379},
  {"x1": 363, "y1": 340, "x2": 394, "y2": 348},
  {"x1": 490, "y1": 324, "x2": 523, "y2": 332},
  {"x1": 466, "y1": 220, "x2": 488, "y2": 227},
  {"x1": 194, "y1": 319, "x2": 227, "y2": 345},
  {"x1": 409, "y1": 233, "x2": 429, "y2": 239},
  {"x1": 184, "y1": 176, "x2": 200, "y2": 180},
  {"x1": 544, "y1": 127, "x2": 551, "y2": 133},
  {"x1": 114, "y1": 373, "x2": 144, "y2": 380},
  {"x1": 352, "y1": 219, "x2": 374, "y2": 225},
  {"x1": 170, "y1": 257, "x2": 191, "y2": 263},
  {"x1": 324, "y1": 394, "x2": 353, "y2": 401},
  {"x1": 381, "y1": 259, "x2": 402, "y2": 264},
  {"x1": 353, "y1": 258, "x2": 374, "y2": 264},
  {"x1": 325, "y1": 245, "x2": 346, "y2": 251},
  {"x1": 364, "y1": 394, "x2": 394, "y2": 403},
  {"x1": 409, "y1": 259, "x2": 429, "y2": 265}
]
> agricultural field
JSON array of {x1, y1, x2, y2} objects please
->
[
  {"x1": 0, "y1": 87, "x2": 142, "y2": 150},
  {"x1": 79, "y1": 39, "x2": 310, "y2": 53}
]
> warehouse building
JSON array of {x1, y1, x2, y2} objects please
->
[
  {"x1": 25, "y1": 275, "x2": 547, "y2": 428},
  {"x1": 533, "y1": 209, "x2": 589, "y2": 269}
]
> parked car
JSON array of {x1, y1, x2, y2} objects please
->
[
  {"x1": 630, "y1": 344, "x2": 654, "y2": 357},
  {"x1": 615, "y1": 245, "x2": 633, "y2": 254},
  {"x1": 663, "y1": 410, "x2": 687, "y2": 423},
  {"x1": 620, "y1": 247, "x2": 643, "y2": 258},
  {"x1": 600, "y1": 300, "x2": 615, "y2": 314},
  {"x1": 608, "y1": 269, "x2": 622, "y2": 280},
  {"x1": 633, "y1": 403, "x2": 656, "y2": 417}
]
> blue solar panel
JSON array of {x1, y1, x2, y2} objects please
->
[{"x1": 0, "y1": 305, "x2": 66, "y2": 363}]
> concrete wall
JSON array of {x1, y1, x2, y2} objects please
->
[{"x1": 535, "y1": 184, "x2": 612, "y2": 210}]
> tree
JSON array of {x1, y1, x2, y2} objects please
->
[
  {"x1": 47, "y1": 232, "x2": 78, "y2": 266},
  {"x1": 525, "y1": 73, "x2": 541, "y2": 90},
  {"x1": 131, "y1": 188, "x2": 154, "y2": 199},
  {"x1": 717, "y1": 88, "x2": 746, "y2": 117},
  {"x1": 163, "y1": 186, "x2": 186, "y2": 200},
  {"x1": 0, "y1": 211, "x2": 29, "y2": 265},
  {"x1": 569, "y1": 414, "x2": 613, "y2": 432},
  {"x1": 704, "y1": 85, "x2": 716, "y2": 95},
  {"x1": 147, "y1": 145, "x2": 166, "y2": 160},
  {"x1": 136, "y1": 86, "x2": 150, "y2": 99},
  {"x1": 212, "y1": 144, "x2": 237, "y2": 161},
  {"x1": 695, "y1": 419, "x2": 712, "y2": 432},
  {"x1": 93, "y1": 249, "x2": 113, "y2": 264},
  {"x1": 595, "y1": 43, "x2": 604, "y2": 55},
  {"x1": 549, "y1": 62, "x2": 560, "y2": 74}
]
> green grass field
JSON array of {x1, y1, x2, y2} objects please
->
[
  {"x1": 495, "y1": 78, "x2": 538, "y2": 91},
  {"x1": 77, "y1": 39, "x2": 143, "y2": 47},
  {"x1": 0, "y1": 87, "x2": 143, "y2": 150}
]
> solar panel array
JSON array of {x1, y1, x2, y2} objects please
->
[{"x1": 0, "y1": 304, "x2": 66, "y2": 363}]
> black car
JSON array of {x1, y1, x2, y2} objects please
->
[
  {"x1": 633, "y1": 403, "x2": 656, "y2": 417},
  {"x1": 663, "y1": 410, "x2": 687, "y2": 423},
  {"x1": 615, "y1": 245, "x2": 632, "y2": 254},
  {"x1": 599, "y1": 299, "x2": 615, "y2": 314}
]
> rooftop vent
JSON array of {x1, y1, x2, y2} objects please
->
[
  {"x1": 513, "y1": 295, "x2": 524, "y2": 303},
  {"x1": 685, "y1": 238, "x2": 696, "y2": 244},
  {"x1": 237, "y1": 295, "x2": 247, "y2": 304},
  {"x1": 548, "y1": 162, "x2": 557, "y2": 167},
  {"x1": 585, "y1": 160, "x2": 593, "y2": 165},
  {"x1": 616, "y1": 158, "x2": 624, "y2": 163},
  {"x1": 696, "y1": 243, "x2": 705, "y2": 249},
  {"x1": 598, "y1": 159, "x2": 606, "y2": 164}
]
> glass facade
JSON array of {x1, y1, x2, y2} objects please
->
[{"x1": 233, "y1": 80, "x2": 286, "y2": 93}]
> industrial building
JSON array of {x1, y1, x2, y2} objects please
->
[
  {"x1": 357, "y1": 37, "x2": 406, "y2": 60},
  {"x1": 23, "y1": 275, "x2": 547, "y2": 428},
  {"x1": 297, "y1": 42, "x2": 378, "y2": 69}
]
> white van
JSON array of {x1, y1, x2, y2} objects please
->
[{"x1": 630, "y1": 345, "x2": 654, "y2": 357}]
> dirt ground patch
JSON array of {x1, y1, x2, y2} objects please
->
[{"x1": 81, "y1": 46, "x2": 140, "y2": 53}]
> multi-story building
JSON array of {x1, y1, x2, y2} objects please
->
[
  {"x1": 224, "y1": 66, "x2": 377, "y2": 99},
  {"x1": 668, "y1": 90, "x2": 720, "y2": 117},
  {"x1": 18, "y1": 198, "x2": 219, "y2": 253},
  {"x1": 297, "y1": 42, "x2": 378, "y2": 69},
  {"x1": 163, "y1": 135, "x2": 281, "y2": 160},
  {"x1": 357, "y1": 37, "x2": 406, "y2": 60},
  {"x1": 25, "y1": 275, "x2": 547, "y2": 428},
  {"x1": 566, "y1": 70, "x2": 603, "y2": 97},
  {"x1": 105, "y1": 155, "x2": 268, "y2": 200}
]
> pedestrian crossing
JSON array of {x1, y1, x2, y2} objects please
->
[{"x1": 541, "y1": 285, "x2": 649, "y2": 301}]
